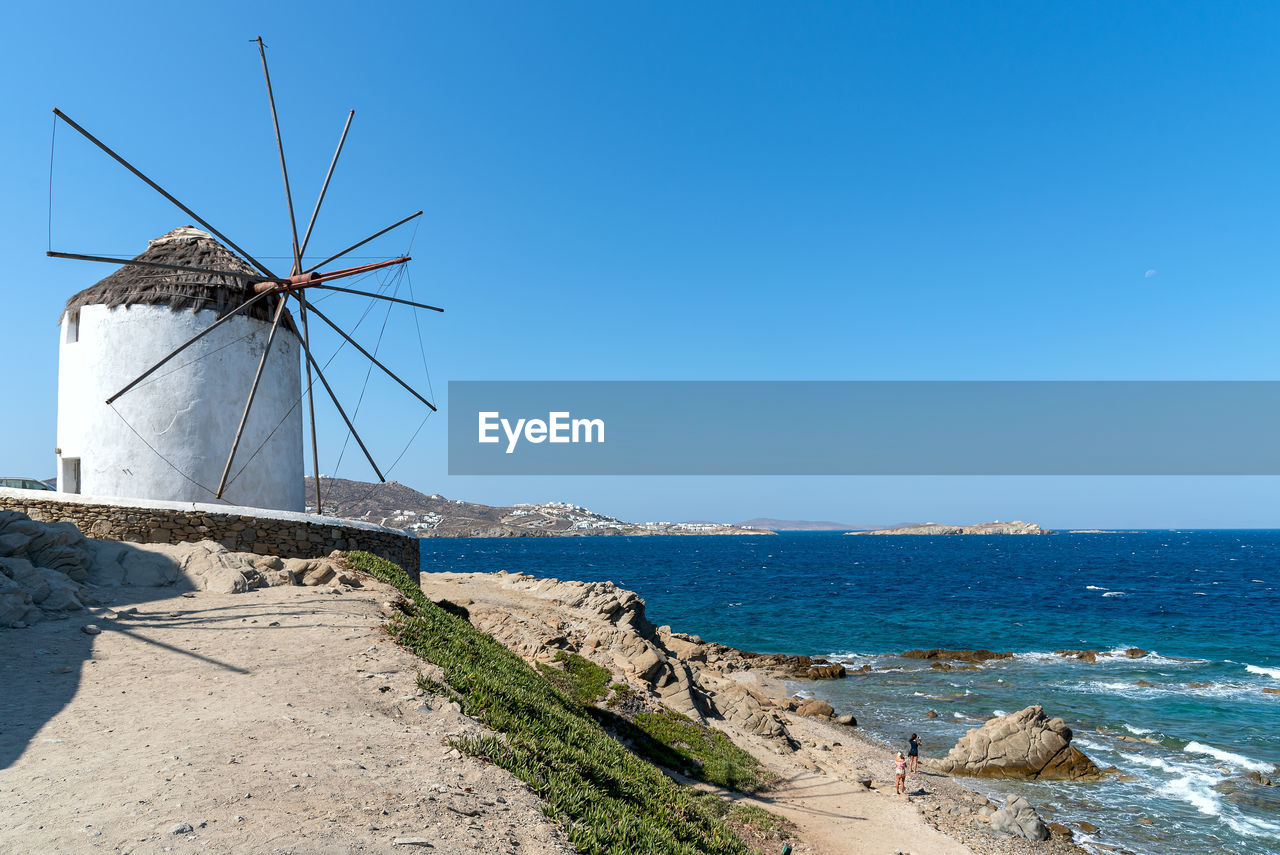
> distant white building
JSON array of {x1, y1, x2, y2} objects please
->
[{"x1": 56, "y1": 227, "x2": 303, "y2": 511}]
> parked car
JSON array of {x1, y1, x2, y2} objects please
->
[{"x1": 0, "y1": 477, "x2": 55, "y2": 491}]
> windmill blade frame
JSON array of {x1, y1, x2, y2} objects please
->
[{"x1": 47, "y1": 37, "x2": 442, "y2": 512}]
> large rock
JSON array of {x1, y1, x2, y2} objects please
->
[
  {"x1": 901, "y1": 648, "x2": 1013, "y2": 662},
  {"x1": 86, "y1": 541, "x2": 183, "y2": 587},
  {"x1": 0, "y1": 572, "x2": 39, "y2": 626},
  {"x1": 990, "y1": 794, "x2": 1050, "y2": 840},
  {"x1": 131, "y1": 541, "x2": 262, "y2": 593},
  {"x1": 795, "y1": 698, "x2": 834, "y2": 719},
  {"x1": 934, "y1": 705, "x2": 1102, "y2": 780}
]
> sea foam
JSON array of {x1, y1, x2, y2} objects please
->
[
  {"x1": 1245, "y1": 664, "x2": 1280, "y2": 680},
  {"x1": 1157, "y1": 772, "x2": 1223, "y2": 817},
  {"x1": 1183, "y1": 741, "x2": 1275, "y2": 773}
]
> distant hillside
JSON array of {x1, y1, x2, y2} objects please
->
[{"x1": 306, "y1": 478, "x2": 771, "y2": 538}]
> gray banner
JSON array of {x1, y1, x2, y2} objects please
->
[{"x1": 447, "y1": 381, "x2": 1280, "y2": 475}]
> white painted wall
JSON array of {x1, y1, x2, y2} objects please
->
[{"x1": 56, "y1": 303, "x2": 304, "y2": 512}]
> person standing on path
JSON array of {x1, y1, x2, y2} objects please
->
[
  {"x1": 907, "y1": 733, "x2": 921, "y2": 773},
  {"x1": 895, "y1": 752, "x2": 907, "y2": 794}
]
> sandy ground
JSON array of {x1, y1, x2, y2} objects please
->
[{"x1": 0, "y1": 581, "x2": 574, "y2": 855}]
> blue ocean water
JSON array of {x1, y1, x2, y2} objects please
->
[{"x1": 420, "y1": 531, "x2": 1280, "y2": 855}]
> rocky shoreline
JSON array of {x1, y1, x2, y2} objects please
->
[{"x1": 419, "y1": 569, "x2": 1102, "y2": 855}]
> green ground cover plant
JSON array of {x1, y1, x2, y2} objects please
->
[
  {"x1": 537, "y1": 651, "x2": 612, "y2": 705},
  {"x1": 628, "y1": 707, "x2": 774, "y2": 793},
  {"x1": 345, "y1": 552, "x2": 759, "y2": 855}
]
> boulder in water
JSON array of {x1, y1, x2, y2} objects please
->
[
  {"x1": 933, "y1": 705, "x2": 1102, "y2": 780},
  {"x1": 901, "y1": 648, "x2": 1013, "y2": 662}
]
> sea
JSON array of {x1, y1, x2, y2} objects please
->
[{"x1": 420, "y1": 531, "x2": 1280, "y2": 855}]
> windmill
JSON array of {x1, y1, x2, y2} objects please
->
[{"x1": 49, "y1": 37, "x2": 439, "y2": 513}]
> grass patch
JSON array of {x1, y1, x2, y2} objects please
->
[
  {"x1": 629, "y1": 707, "x2": 774, "y2": 793},
  {"x1": 536, "y1": 651, "x2": 611, "y2": 705},
  {"x1": 345, "y1": 552, "x2": 756, "y2": 855},
  {"x1": 716, "y1": 802, "x2": 795, "y2": 853}
]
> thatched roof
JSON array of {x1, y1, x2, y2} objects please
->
[{"x1": 63, "y1": 226, "x2": 295, "y2": 331}]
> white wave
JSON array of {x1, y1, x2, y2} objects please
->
[
  {"x1": 1102, "y1": 591, "x2": 1127, "y2": 598},
  {"x1": 1144, "y1": 652, "x2": 1209, "y2": 667},
  {"x1": 1073, "y1": 736, "x2": 1111, "y2": 753},
  {"x1": 1157, "y1": 771, "x2": 1223, "y2": 817},
  {"x1": 1066, "y1": 679, "x2": 1255, "y2": 701},
  {"x1": 1123, "y1": 723, "x2": 1154, "y2": 736},
  {"x1": 1085, "y1": 585, "x2": 1108, "y2": 591},
  {"x1": 1246, "y1": 664, "x2": 1280, "y2": 680},
  {"x1": 1223, "y1": 812, "x2": 1280, "y2": 839},
  {"x1": 1010, "y1": 651, "x2": 1060, "y2": 662},
  {"x1": 992, "y1": 709, "x2": 1008, "y2": 717},
  {"x1": 1123, "y1": 751, "x2": 1192, "y2": 774},
  {"x1": 952, "y1": 712, "x2": 965, "y2": 718},
  {"x1": 1183, "y1": 741, "x2": 1275, "y2": 773}
]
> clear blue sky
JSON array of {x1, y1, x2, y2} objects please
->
[{"x1": 1, "y1": 1, "x2": 1276, "y2": 527}]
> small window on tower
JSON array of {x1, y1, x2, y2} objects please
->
[
  {"x1": 65, "y1": 314, "x2": 79, "y2": 344},
  {"x1": 61, "y1": 458, "x2": 81, "y2": 494}
]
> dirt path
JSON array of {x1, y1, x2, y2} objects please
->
[
  {"x1": 0, "y1": 582, "x2": 573, "y2": 855},
  {"x1": 739, "y1": 714, "x2": 992, "y2": 855}
]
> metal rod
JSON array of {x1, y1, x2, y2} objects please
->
[
  {"x1": 296, "y1": 293, "x2": 323, "y2": 513},
  {"x1": 51, "y1": 108, "x2": 277, "y2": 281},
  {"x1": 47, "y1": 250, "x2": 260, "y2": 280},
  {"x1": 304, "y1": 301, "x2": 437, "y2": 411},
  {"x1": 105, "y1": 288, "x2": 277, "y2": 404},
  {"x1": 303, "y1": 345, "x2": 385, "y2": 481},
  {"x1": 256, "y1": 37, "x2": 303, "y2": 275},
  {"x1": 303, "y1": 211, "x2": 422, "y2": 274},
  {"x1": 217, "y1": 296, "x2": 289, "y2": 497},
  {"x1": 311, "y1": 283, "x2": 444, "y2": 312},
  {"x1": 257, "y1": 256, "x2": 411, "y2": 294},
  {"x1": 298, "y1": 110, "x2": 354, "y2": 263}
]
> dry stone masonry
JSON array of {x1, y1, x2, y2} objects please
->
[
  {"x1": 0, "y1": 508, "x2": 381, "y2": 627},
  {"x1": 0, "y1": 491, "x2": 417, "y2": 574}
]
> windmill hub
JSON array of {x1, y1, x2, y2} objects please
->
[{"x1": 258, "y1": 271, "x2": 321, "y2": 294}]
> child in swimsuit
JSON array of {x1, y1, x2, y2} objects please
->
[{"x1": 895, "y1": 751, "x2": 907, "y2": 794}]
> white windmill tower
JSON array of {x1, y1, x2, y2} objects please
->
[
  {"x1": 49, "y1": 39, "x2": 441, "y2": 513},
  {"x1": 56, "y1": 226, "x2": 305, "y2": 510}
]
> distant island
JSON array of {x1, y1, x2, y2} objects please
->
[
  {"x1": 847, "y1": 520, "x2": 1050, "y2": 536},
  {"x1": 305, "y1": 477, "x2": 772, "y2": 538}
]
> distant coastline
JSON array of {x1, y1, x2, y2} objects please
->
[
  {"x1": 847, "y1": 520, "x2": 1049, "y2": 536},
  {"x1": 305, "y1": 477, "x2": 771, "y2": 538}
]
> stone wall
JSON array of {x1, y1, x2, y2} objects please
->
[{"x1": 0, "y1": 490, "x2": 419, "y2": 576}]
